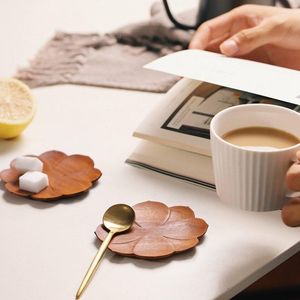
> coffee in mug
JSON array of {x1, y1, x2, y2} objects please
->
[{"x1": 222, "y1": 126, "x2": 300, "y2": 149}]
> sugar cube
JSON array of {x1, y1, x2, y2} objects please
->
[
  {"x1": 19, "y1": 171, "x2": 49, "y2": 193},
  {"x1": 14, "y1": 156, "x2": 43, "y2": 173}
]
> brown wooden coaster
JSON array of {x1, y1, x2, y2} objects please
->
[
  {"x1": 96, "y1": 201, "x2": 208, "y2": 259},
  {"x1": 0, "y1": 150, "x2": 102, "y2": 200}
]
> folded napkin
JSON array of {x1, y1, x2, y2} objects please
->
[{"x1": 16, "y1": 2, "x2": 194, "y2": 92}]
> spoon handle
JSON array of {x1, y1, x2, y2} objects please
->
[{"x1": 76, "y1": 230, "x2": 115, "y2": 299}]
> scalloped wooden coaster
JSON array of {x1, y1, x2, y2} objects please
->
[
  {"x1": 0, "y1": 150, "x2": 102, "y2": 200},
  {"x1": 96, "y1": 201, "x2": 208, "y2": 259}
]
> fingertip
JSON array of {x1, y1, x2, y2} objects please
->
[
  {"x1": 189, "y1": 32, "x2": 204, "y2": 49},
  {"x1": 188, "y1": 40, "x2": 202, "y2": 49},
  {"x1": 189, "y1": 26, "x2": 210, "y2": 50},
  {"x1": 220, "y1": 39, "x2": 239, "y2": 56}
]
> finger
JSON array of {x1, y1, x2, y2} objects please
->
[
  {"x1": 286, "y1": 162, "x2": 300, "y2": 191},
  {"x1": 220, "y1": 17, "x2": 285, "y2": 56},
  {"x1": 281, "y1": 197, "x2": 300, "y2": 227},
  {"x1": 189, "y1": 9, "x2": 241, "y2": 49},
  {"x1": 205, "y1": 33, "x2": 230, "y2": 53},
  {"x1": 296, "y1": 151, "x2": 300, "y2": 161},
  {"x1": 188, "y1": 5, "x2": 267, "y2": 50}
]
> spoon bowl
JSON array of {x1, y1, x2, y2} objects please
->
[{"x1": 103, "y1": 204, "x2": 135, "y2": 233}]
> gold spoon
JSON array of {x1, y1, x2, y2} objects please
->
[{"x1": 76, "y1": 204, "x2": 135, "y2": 299}]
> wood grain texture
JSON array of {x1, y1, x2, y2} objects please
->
[
  {"x1": 0, "y1": 150, "x2": 102, "y2": 200},
  {"x1": 96, "y1": 201, "x2": 208, "y2": 259}
]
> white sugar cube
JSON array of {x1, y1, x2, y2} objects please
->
[
  {"x1": 14, "y1": 156, "x2": 43, "y2": 173},
  {"x1": 19, "y1": 171, "x2": 49, "y2": 193}
]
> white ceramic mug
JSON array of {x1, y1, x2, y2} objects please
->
[{"x1": 210, "y1": 104, "x2": 300, "y2": 211}]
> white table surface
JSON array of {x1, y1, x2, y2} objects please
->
[{"x1": 1, "y1": 1, "x2": 299, "y2": 300}]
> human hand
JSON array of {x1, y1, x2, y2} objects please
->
[
  {"x1": 283, "y1": 151, "x2": 300, "y2": 227},
  {"x1": 189, "y1": 5, "x2": 300, "y2": 70}
]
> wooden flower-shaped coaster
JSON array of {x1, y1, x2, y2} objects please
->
[
  {"x1": 0, "y1": 150, "x2": 102, "y2": 200},
  {"x1": 96, "y1": 201, "x2": 208, "y2": 259}
]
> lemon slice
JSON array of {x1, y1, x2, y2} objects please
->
[{"x1": 0, "y1": 78, "x2": 36, "y2": 139}]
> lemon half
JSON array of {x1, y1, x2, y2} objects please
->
[{"x1": 0, "y1": 78, "x2": 36, "y2": 139}]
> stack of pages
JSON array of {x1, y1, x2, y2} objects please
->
[{"x1": 126, "y1": 50, "x2": 300, "y2": 189}]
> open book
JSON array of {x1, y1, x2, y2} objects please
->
[{"x1": 126, "y1": 50, "x2": 300, "y2": 189}]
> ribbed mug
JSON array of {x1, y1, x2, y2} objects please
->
[{"x1": 210, "y1": 104, "x2": 300, "y2": 211}]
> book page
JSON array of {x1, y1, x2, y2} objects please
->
[
  {"x1": 133, "y1": 78, "x2": 213, "y2": 156},
  {"x1": 145, "y1": 49, "x2": 300, "y2": 104}
]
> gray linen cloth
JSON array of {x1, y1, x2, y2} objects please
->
[{"x1": 16, "y1": 2, "x2": 194, "y2": 92}]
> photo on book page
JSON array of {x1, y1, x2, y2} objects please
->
[
  {"x1": 133, "y1": 78, "x2": 300, "y2": 157},
  {"x1": 162, "y1": 83, "x2": 300, "y2": 140}
]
